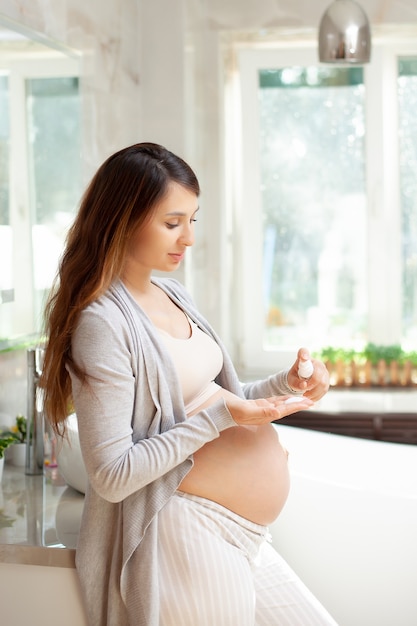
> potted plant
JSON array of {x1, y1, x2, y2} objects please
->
[
  {"x1": 317, "y1": 343, "x2": 417, "y2": 387},
  {"x1": 0, "y1": 435, "x2": 17, "y2": 481},
  {"x1": 3, "y1": 415, "x2": 27, "y2": 467}
]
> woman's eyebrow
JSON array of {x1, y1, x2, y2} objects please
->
[{"x1": 165, "y1": 206, "x2": 200, "y2": 217}]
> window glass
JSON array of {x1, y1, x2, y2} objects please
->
[
  {"x1": 259, "y1": 66, "x2": 367, "y2": 349},
  {"x1": 0, "y1": 74, "x2": 9, "y2": 225},
  {"x1": 0, "y1": 73, "x2": 12, "y2": 307},
  {"x1": 26, "y1": 76, "x2": 81, "y2": 328},
  {"x1": 398, "y1": 57, "x2": 417, "y2": 346}
]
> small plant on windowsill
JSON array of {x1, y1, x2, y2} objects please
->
[
  {"x1": 0, "y1": 433, "x2": 16, "y2": 481},
  {"x1": 2, "y1": 414, "x2": 27, "y2": 443},
  {"x1": 0, "y1": 432, "x2": 16, "y2": 482},
  {"x1": 12, "y1": 414, "x2": 27, "y2": 443},
  {"x1": 2, "y1": 415, "x2": 28, "y2": 467},
  {"x1": 316, "y1": 344, "x2": 417, "y2": 387},
  {"x1": 0, "y1": 435, "x2": 17, "y2": 459}
]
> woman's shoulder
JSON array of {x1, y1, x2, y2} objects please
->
[
  {"x1": 74, "y1": 289, "x2": 144, "y2": 357},
  {"x1": 81, "y1": 289, "x2": 123, "y2": 317},
  {"x1": 78, "y1": 286, "x2": 135, "y2": 332}
]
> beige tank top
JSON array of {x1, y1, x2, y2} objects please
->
[{"x1": 157, "y1": 316, "x2": 223, "y2": 416}]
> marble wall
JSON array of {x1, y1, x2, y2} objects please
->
[{"x1": 1, "y1": 0, "x2": 143, "y2": 180}]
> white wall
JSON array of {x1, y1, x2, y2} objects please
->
[{"x1": 0, "y1": 0, "x2": 142, "y2": 180}]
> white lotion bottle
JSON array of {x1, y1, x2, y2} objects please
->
[{"x1": 298, "y1": 358, "x2": 314, "y2": 380}]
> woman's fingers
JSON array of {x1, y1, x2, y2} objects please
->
[{"x1": 227, "y1": 395, "x2": 314, "y2": 426}]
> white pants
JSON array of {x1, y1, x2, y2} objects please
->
[{"x1": 158, "y1": 491, "x2": 338, "y2": 626}]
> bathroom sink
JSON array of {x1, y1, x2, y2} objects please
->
[{"x1": 56, "y1": 413, "x2": 87, "y2": 494}]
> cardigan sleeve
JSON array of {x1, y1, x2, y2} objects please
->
[
  {"x1": 241, "y1": 369, "x2": 301, "y2": 399},
  {"x1": 70, "y1": 308, "x2": 236, "y2": 504}
]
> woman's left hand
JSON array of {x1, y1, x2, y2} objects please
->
[{"x1": 286, "y1": 348, "x2": 330, "y2": 402}]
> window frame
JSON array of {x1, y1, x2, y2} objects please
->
[{"x1": 234, "y1": 38, "x2": 417, "y2": 377}]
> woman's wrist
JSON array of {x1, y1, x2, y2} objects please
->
[{"x1": 281, "y1": 370, "x2": 302, "y2": 395}]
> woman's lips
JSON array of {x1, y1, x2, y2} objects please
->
[{"x1": 169, "y1": 253, "x2": 184, "y2": 263}]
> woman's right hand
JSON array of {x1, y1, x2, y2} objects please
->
[{"x1": 225, "y1": 394, "x2": 314, "y2": 426}]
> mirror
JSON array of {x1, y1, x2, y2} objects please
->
[{"x1": 0, "y1": 18, "x2": 81, "y2": 348}]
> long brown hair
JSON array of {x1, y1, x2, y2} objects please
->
[{"x1": 41, "y1": 143, "x2": 200, "y2": 435}]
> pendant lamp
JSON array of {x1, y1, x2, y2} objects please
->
[{"x1": 318, "y1": 0, "x2": 371, "y2": 64}]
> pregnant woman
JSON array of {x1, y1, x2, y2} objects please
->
[{"x1": 41, "y1": 143, "x2": 338, "y2": 626}]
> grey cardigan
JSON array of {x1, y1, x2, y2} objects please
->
[{"x1": 69, "y1": 278, "x2": 293, "y2": 626}]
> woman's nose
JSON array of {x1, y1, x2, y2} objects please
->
[{"x1": 179, "y1": 224, "x2": 194, "y2": 246}]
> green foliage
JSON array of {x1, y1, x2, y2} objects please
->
[
  {"x1": 320, "y1": 346, "x2": 360, "y2": 364},
  {"x1": 0, "y1": 511, "x2": 16, "y2": 529},
  {"x1": 318, "y1": 343, "x2": 415, "y2": 365},
  {"x1": 406, "y1": 351, "x2": 417, "y2": 366},
  {"x1": 319, "y1": 346, "x2": 344, "y2": 363},
  {"x1": 0, "y1": 435, "x2": 17, "y2": 459},
  {"x1": 363, "y1": 343, "x2": 402, "y2": 365},
  {"x1": 0, "y1": 335, "x2": 41, "y2": 354},
  {"x1": 0, "y1": 415, "x2": 27, "y2": 452},
  {"x1": 14, "y1": 415, "x2": 27, "y2": 443}
]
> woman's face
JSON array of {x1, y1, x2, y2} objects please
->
[{"x1": 123, "y1": 181, "x2": 199, "y2": 278}]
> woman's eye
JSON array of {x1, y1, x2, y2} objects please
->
[{"x1": 166, "y1": 223, "x2": 178, "y2": 229}]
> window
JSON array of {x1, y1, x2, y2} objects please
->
[
  {"x1": 235, "y1": 41, "x2": 417, "y2": 375},
  {"x1": 398, "y1": 58, "x2": 417, "y2": 346},
  {"x1": 0, "y1": 52, "x2": 80, "y2": 343},
  {"x1": 0, "y1": 74, "x2": 11, "y2": 305}
]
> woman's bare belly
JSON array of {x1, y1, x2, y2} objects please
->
[{"x1": 178, "y1": 388, "x2": 290, "y2": 525}]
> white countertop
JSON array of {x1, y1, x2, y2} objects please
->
[
  {"x1": 0, "y1": 464, "x2": 84, "y2": 566},
  {"x1": 311, "y1": 388, "x2": 417, "y2": 413}
]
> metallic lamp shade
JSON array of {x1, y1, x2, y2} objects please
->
[{"x1": 318, "y1": 0, "x2": 371, "y2": 64}]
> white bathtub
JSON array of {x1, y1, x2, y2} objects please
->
[
  {"x1": 271, "y1": 425, "x2": 417, "y2": 626},
  {"x1": 57, "y1": 416, "x2": 417, "y2": 625}
]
